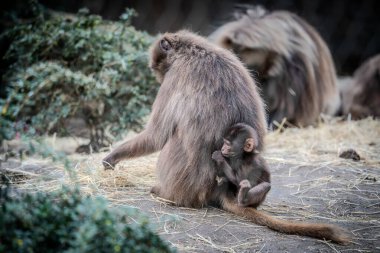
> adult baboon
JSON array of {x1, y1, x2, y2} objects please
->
[
  {"x1": 209, "y1": 6, "x2": 341, "y2": 127},
  {"x1": 104, "y1": 30, "x2": 267, "y2": 207},
  {"x1": 339, "y1": 54, "x2": 380, "y2": 119},
  {"x1": 103, "y1": 30, "x2": 349, "y2": 244}
]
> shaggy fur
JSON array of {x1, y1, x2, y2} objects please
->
[
  {"x1": 209, "y1": 6, "x2": 341, "y2": 127},
  {"x1": 339, "y1": 54, "x2": 380, "y2": 119},
  {"x1": 104, "y1": 30, "x2": 267, "y2": 207}
]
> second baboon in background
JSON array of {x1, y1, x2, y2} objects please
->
[
  {"x1": 209, "y1": 6, "x2": 341, "y2": 127},
  {"x1": 339, "y1": 54, "x2": 380, "y2": 119}
]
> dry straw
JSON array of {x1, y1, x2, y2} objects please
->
[{"x1": 7, "y1": 117, "x2": 379, "y2": 200}]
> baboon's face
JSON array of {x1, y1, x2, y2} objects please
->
[
  {"x1": 217, "y1": 34, "x2": 278, "y2": 79},
  {"x1": 228, "y1": 43, "x2": 278, "y2": 79}
]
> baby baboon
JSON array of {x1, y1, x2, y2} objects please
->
[
  {"x1": 339, "y1": 54, "x2": 380, "y2": 119},
  {"x1": 209, "y1": 6, "x2": 340, "y2": 127},
  {"x1": 103, "y1": 30, "x2": 349, "y2": 244},
  {"x1": 212, "y1": 123, "x2": 271, "y2": 208}
]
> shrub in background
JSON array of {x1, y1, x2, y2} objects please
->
[
  {"x1": 0, "y1": 185, "x2": 175, "y2": 253},
  {"x1": 0, "y1": 2, "x2": 158, "y2": 151}
]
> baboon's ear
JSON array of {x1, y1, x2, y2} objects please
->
[
  {"x1": 160, "y1": 38, "x2": 172, "y2": 52},
  {"x1": 244, "y1": 138, "x2": 255, "y2": 152}
]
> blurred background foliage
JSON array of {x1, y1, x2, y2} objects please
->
[{"x1": 0, "y1": 1, "x2": 158, "y2": 152}]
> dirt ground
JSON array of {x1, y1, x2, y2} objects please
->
[{"x1": 1, "y1": 118, "x2": 380, "y2": 252}]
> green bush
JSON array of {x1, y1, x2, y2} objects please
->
[
  {"x1": 0, "y1": 185, "x2": 175, "y2": 253},
  {"x1": 0, "y1": 3, "x2": 158, "y2": 150}
]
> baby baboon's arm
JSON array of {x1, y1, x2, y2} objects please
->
[{"x1": 212, "y1": 151, "x2": 239, "y2": 186}]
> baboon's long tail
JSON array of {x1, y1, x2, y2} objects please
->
[{"x1": 222, "y1": 199, "x2": 350, "y2": 244}]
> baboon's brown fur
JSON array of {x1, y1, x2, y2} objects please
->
[
  {"x1": 103, "y1": 30, "x2": 349, "y2": 244},
  {"x1": 339, "y1": 54, "x2": 380, "y2": 119},
  {"x1": 212, "y1": 123, "x2": 271, "y2": 208},
  {"x1": 209, "y1": 6, "x2": 341, "y2": 127}
]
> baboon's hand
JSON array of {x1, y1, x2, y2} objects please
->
[
  {"x1": 239, "y1": 179, "x2": 251, "y2": 189},
  {"x1": 102, "y1": 155, "x2": 116, "y2": 170},
  {"x1": 212, "y1": 151, "x2": 224, "y2": 162},
  {"x1": 150, "y1": 185, "x2": 161, "y2": 195}
]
